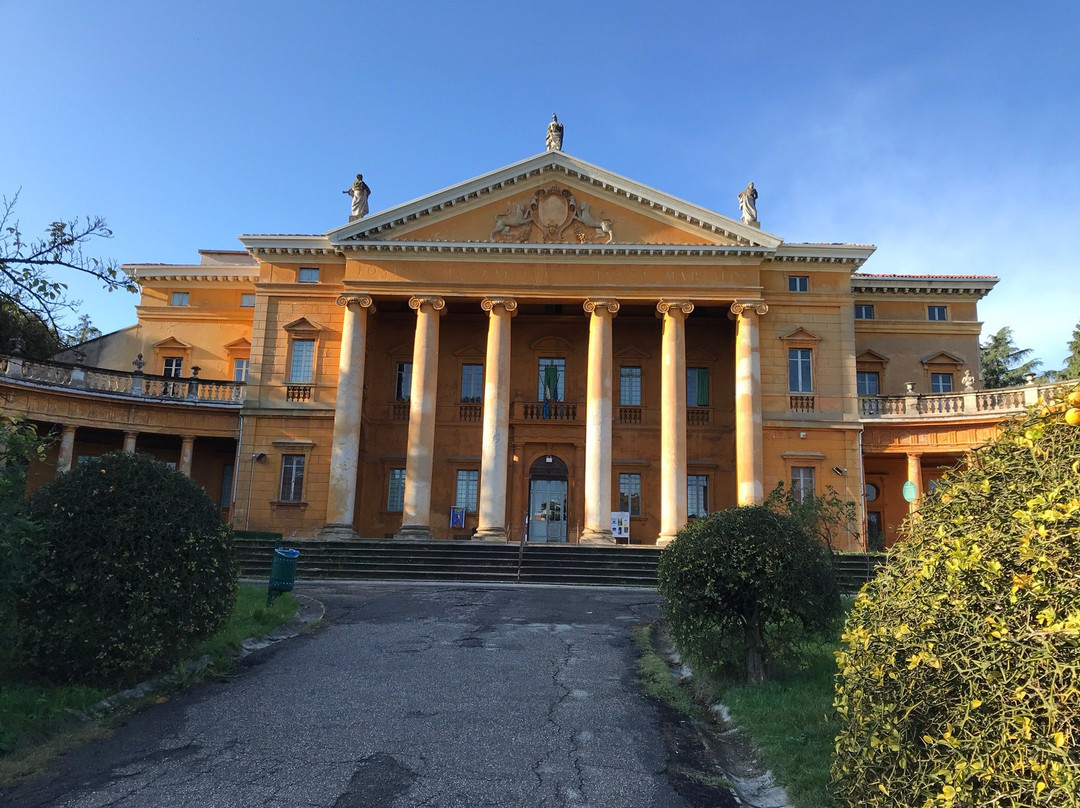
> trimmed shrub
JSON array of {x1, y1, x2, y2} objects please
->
[
  {"x1": 657, "y1": 505, "x2": 842, "y2": 682},
  {"x1": 11, "y1": 452, "x2": 237, "y2": 687},
  {"x1": 832, "y1": 389, "x2": 1080, "y2": 806}
]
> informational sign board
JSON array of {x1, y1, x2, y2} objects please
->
[
  {"x1": 449, "y1": 507, "x2": 466, "y2": 529},
  {"x1": 902, "y1": 481, "x2": 918, "y2": 503},
  {"x1": 611, "y1": 511, "x2": 631, "y2": 540}
]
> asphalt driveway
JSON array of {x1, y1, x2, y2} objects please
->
[{"x1": 3, "y1": 582, "x2": 693, "y2": 807}]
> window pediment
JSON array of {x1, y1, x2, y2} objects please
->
[
  {"x1": 920, "y1": 350, "x2": 965, "y2": 368},
  {"x1": 856, "y1": 349, "x2": 889, "y2": 368},
  {"x1": 779, "y1": 327, "x2": 821, "y2": 346},
  {"x1": 282, "y1": 317, "x2": 328, "y2": 335},
  {"x1": 530, "y1": 335, "x2": 573, "y2": 352}
]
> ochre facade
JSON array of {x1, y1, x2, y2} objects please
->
[{"x1": 5, "y1": 150, "x2": 1019, "y2": 550}]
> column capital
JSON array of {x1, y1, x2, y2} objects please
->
[
  {"x1": 583, "y1": 299, "x2": 620, "y2": 316},
  {"x1": 657, "y1": 299, "x2": 695, "y2": 317},
  {"x1": 730, "y1": 299, "x2": 768, "y2": 317},
  {"x1": 409, "y1": 296, "x2": 446, "y2": 313},
  {"x1": 336, "y1": 293, "x2": 375, "y2": 310},
  {"x1": 481, "y1": 297, "x2": 518, "y2": 315}
]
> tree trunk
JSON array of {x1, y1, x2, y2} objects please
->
[{"x1": 744, "y1": 614, "x2": 766, "y2": 683}]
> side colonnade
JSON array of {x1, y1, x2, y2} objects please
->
[{"x1": 321, "y1": 293, "x2": 768, "y2": 544}]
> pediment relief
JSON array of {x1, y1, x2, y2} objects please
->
[
  {"x1": 282, "y1": 317, "x2": 328, "y2": 335},
  {"x1": 490, "y1": 184, "x2": 615, "y2": 245},
  {"x1": 779, "y1": 327, "x2": 821, "y2": 345},
  {"x1": 530, "y1": 335, "x2": 573, "y2": 352}
]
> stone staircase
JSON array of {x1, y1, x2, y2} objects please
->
[{"x1": 233, "y1": 534, "x2": 883, "y2": 591}]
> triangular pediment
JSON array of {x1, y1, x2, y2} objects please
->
[
  {"x1": 281, "y1": 317, "x2": 327, "y2": 334},
  {"x1": 780, "y1": 327, "x2": 821, "y2": 344},
  {"x1": 224, "y1": 337, "x2": 251, "y2": 351},
  {"x1": 920, "y1": 350, "x2": 965, "y2": 366},
  {"x1": 153, "y1": 336, "x2": 192, "y2": 350},
  {"x1": 856, "y1": 349, "x2": 890, "y2": 365},
  {"x1": 326, "y1": 152, "x2": 781, "y2": 250}
]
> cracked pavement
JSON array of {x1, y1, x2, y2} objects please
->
[{"x1": 2, "y1": 581, "x2": 691, "y2": 807}]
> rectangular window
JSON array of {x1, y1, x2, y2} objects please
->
[
  {"x1": 618, "y1": 473, "x2": 642, "y2": 517},
  {"x1": 240, "y1": 293, "x2": 256, "y2": 308},
  {"x1": 170, "y1": 292, "x2": 189, "y2": 306},
  {"x1": 854, "y1": 304, "x2": 875, "y2": 320},
  {"x1": 931, "y1": 372, "x2": 953, "y2": 393},
  {"x1": 538, "y1": 357, "x2": 565, "y2": 402},
  {"x1": 687, "y1": 475, "x2": 709, "y2": 518},
  {"x1": 289, "y1": 340, "x2": 315, "y2": 383},
  {"x1": 220, "y1": 463, "x2": 234, "y2": 508},
  {"x1": 792, "y1": 466, "x2": 816, "y2": 503},
  {"x1": 279, "y1": 455, "x2": 305, "y2": 502},
  {"x1": 788, "y1": 275, "x2": 809, "y2": 292},
  {"x1": 928, "y1": 306, "x2": 947, "y2": 321},
  {"x1": 387, "y1": 468, "x2": 406, "y2": 512},
  {"x1": 395, "y1": 362, "x2": 412, "y2": 401},
  {"x1": 686, "y1": 368, "x2": 709, "y2": 406},
  {"x1": 857, "y1": 371, "x2": 880, "y2": 396},
  {"x1": 455, "y1": 469, "x2": 479, "y2": 513},
  {"x1": 233, "y1": 358, "x2": 250, "y2": 383},
  {"x1": 620, "y1": 366, "x2": 642, "y2": 406},
  {"x1": 461, "y1": 364, "x2": 483, "y2": 403},
  {"x1": 163, "y1": 357, "x2": 183, "y2": 377},
  {"x1": 298, "y1": 267, "x2": 320, "y2": 283},
  {"x1": 788, "y1": 349, "x2": 813, "y2": 392}
]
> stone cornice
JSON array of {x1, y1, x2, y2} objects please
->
[
  {"x1": 124, "y1": 266, "x2": 258, "y2": 283},
  {"x1": 851, "y1": 274, "x2": 998, "y2": 298},
  {"x1": 770, "y1": 243, "x2": 877, "y2": 265},
  {"x1": 331, "y1": 241, "x2": 775, "y2": 260},
  {"x1": 324, "y1": 151, "x2": 784, "y2": 249}
]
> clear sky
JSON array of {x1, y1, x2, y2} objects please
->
[{"x1": 2, "y1": 1, "x2": 1078, "y2": 371}]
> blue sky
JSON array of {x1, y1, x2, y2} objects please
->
[{"x1": 3, "y1": 1, "x2": 1078, "y2": 370}]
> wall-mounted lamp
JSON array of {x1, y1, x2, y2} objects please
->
[
  {"x1": 832, "y1": 466, "x2": 846, "y2": 476},
  {"x1": 253, "y1": 452, "x2": 267, "y2": 462}
]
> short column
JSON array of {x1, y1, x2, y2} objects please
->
[
  {"x1": 323, "y1": 294, "x2": 375, "y2": 539},
  {"x1": 906, "y1": 452, "x2": 921, "y2": 514},
  {"x1": 581, "y1": 299, "x2": 619, "y2": 544},
  {"x1": 179, "y1": 436, "x2": 195, "y2": 477},
  {"x1": 657, "y1": 300, "x2": 694, "y2": 544},
  {"x1": 476, "y1": 297, "x2": 517, "y2": 541},
  {"x1": 123, "y1": 431, "x2": 138, "y2": 454},
  {"x1": 731, "y1": 300, "x2": 768, "y2": 505},
  {"x1": 398, "y1": 296, "x2": 445, "y2": 540},
  {"x1": 56, "y1": 424, "x2": 76, "y2": 475}
]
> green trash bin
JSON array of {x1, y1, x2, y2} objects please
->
[{"x1": 267, "y1": 547, "x2": 300, "y2": 606}]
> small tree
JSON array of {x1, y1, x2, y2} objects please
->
[
  {"x1": 764, "y1": 481, "x2": 858, "y2": 551},
  {"x1": 657, "y1": 506, "x2": 842, "y2": 683},
  {"x1": 980, "y1": 326, "x2": 1041, "y2": 388},
  {"x1": 1062, "y1": 319, "x2": 1080, "y2": 380}
]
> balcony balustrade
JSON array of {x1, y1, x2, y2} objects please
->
[
  {"x1": 859, "y1": 381, "x2": 1061, "y2": 422},
  {"x1": 0, "y1": 354, "x2": 244, "y2": 406}
]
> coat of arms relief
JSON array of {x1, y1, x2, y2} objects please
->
[{"x1": 490, "y1": 184, "x2": 614, "y2": 244}]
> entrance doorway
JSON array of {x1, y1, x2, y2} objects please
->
[{"x1": 528, "y1": 455, "x2": 568, "y2": 543}]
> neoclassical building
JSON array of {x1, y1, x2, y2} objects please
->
[{"x1": 4, "y1": 140, "x2": 1031, "y2": 550}]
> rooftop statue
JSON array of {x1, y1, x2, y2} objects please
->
[
  {"x1": 545, "y1": 114, "x2": 564, "y2": 151},
  {"x1": 343, "y1": 173, "x2": 371, "y2": 221},
  {"x1": 738, "y1": 181, "x2": 758, "y2": 224}
]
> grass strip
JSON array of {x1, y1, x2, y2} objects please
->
[
  {"x1": 631, "y1": 624, "x2": 698, "y2": 717},
  {"x1": 0, "y1": 584, "x2": 299, "y2": 784},
  {"x1": 719, "y1": 639, "x2": 840, "y2": 808}
]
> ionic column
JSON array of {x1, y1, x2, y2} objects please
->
[
  {"x1": 906, "y1": 452, "x2": 921, "y2": 514},
  {"x1": 56, "y1": 424, "x2": 76, "y2": 475},
  {"x1": 398, "y1": 296, "x2": 445, "y2": 540},
  {"x1": 581, "y1": 299, "x2": 619, "y2": 544},
  {"x1": 179, "y1": 436, "x2": 195, "y2": 477},
  {"x1": 731, "y1": 300, "x2": 768, "y2": 505},
  {"x1": 475, "y1": 297, "x2": 517, "y2": 541},
  {"x1": 323, "y1": 294, "x2": 375, "y2": 539},
  {"x1": 657, "y1": 300, "x2": 694, "y2": 544},
  {"x1": 123, "y1": 431, "x2": 138, "y2": 454}
]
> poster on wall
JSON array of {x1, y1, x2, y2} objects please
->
[
  {"x1": 450, "y1": 507, "x2": 466, "y2": 529},
  {"x1": 611, "y1": 511, "x2": 631, "y2": 541}
]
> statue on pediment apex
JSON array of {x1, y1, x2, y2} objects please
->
[
  {"x1": 546, "y1": 114, "x2": 564, "y2": 151},
  {"x1": 343, "y1": 173, "x2": 371, "y2": 221},
  {"x1": 738, "y1": 181, "x2": 758, "y2": 224}
]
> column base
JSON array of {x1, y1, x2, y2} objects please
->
[
  {"x1": 579, "y1": 528, "x2": 615, "y2": 546},
  {"x1": 655, "y1": 533, "x2": 677, "y2": 547},
  {"x1": 395, "y1": 525, "x2": 434, "y2": 542},
  {"x1": 472, "y1": 527, "x2": 507, "y2": 543},
  {"x1": 318, "y1": 524, "x2": 358, "y2": 542}
]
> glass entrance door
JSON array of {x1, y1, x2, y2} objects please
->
[{"x1": 528, "y1": 478, "x2": 568, "y2": 543}]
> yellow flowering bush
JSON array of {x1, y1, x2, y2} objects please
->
[{"x1": 832, "y1": 387, "x2": 1080, "y2": 807}]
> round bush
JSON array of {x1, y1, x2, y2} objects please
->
[
  {"x1": 833, "y1": 391, "x2": 1080, "y2": 806},
  {"x1": 13, "y1": 452, "x2": 237, "y2": 687},
  {"x1": 657, "y1": 505, "x2": 842, "y2": 682}
]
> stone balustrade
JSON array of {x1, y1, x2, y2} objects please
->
[
  {"x1": 0, "y1": 354, "x2": 244, "y2": 406},
  {"x1": 860, "y1": 381, "x2": 1062, "y2": 421}
]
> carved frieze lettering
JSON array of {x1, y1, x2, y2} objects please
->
[{"x1": 490, "y1": 184, "x2": 614, "y2": 245}]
